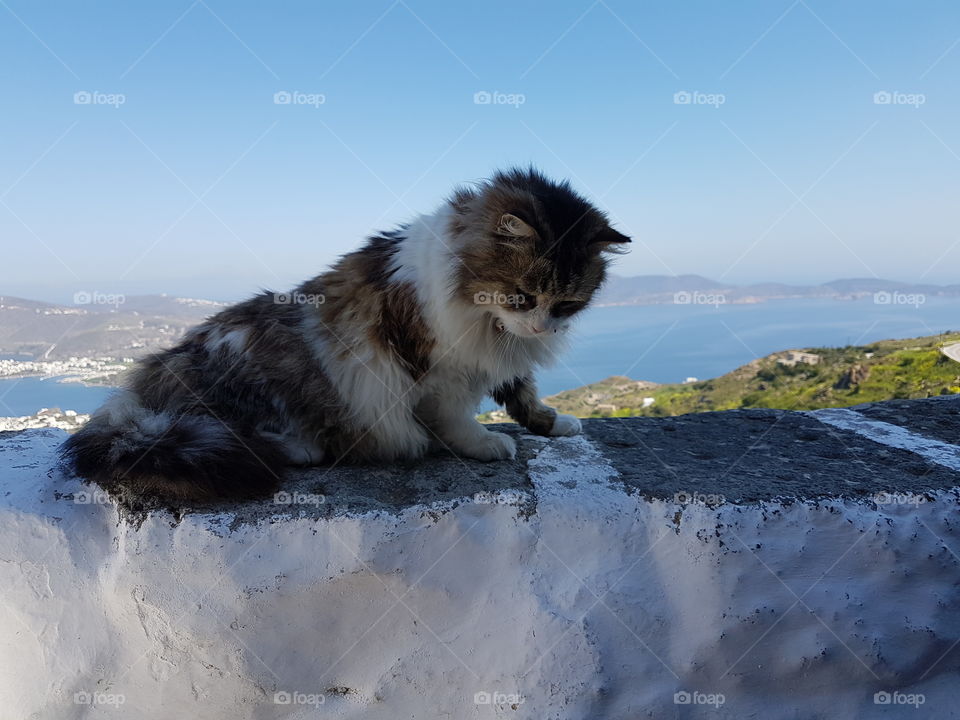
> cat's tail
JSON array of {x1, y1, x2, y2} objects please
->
[{"x1": 60, "y1": 392, "x2": 285, "y2": 501}]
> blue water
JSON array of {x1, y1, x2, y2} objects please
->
[
  {"x1": 538, "y1": 296, "x2": 960, "y2": 396},
  {"x1": 0, "y1": 377, "x2": 115, "y2": 417},
  {"x1": 1, "y1": 297, "x2": 957, "y2": 416}
]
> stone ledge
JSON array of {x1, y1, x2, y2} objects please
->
[
  {"x1": 582, "y1": 395, "x2": 960, "y2": 503},
  {"x1": 1, "y1": 396, "x2": 958, "y2": 718},
  {"x1": 14, "y1": 394, "x2": 958, "y2": 522}
]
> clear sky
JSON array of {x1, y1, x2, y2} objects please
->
[{"x1": 2, "y1": 0, "x2": 959, "y2": 302}]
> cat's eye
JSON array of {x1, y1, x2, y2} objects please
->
[{"x1": 551, "y1": 300, "x2": 586, "y2": 318}]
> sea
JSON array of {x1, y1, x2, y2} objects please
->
[{"x1": 1, "y1": 296, "x2": 958, "y2": 417}]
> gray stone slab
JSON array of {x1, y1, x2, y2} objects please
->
[
  {"x1": 852, "y1": 395, "x2": 960, "y2": 446},
  {"x1": 582, "y1": 405, "x2": 960, "y2": 503}
]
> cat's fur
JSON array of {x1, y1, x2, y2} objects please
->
[{"x1": 61, "y1": 168, "x2": 629, "y2": 500}]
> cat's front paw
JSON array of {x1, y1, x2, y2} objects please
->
[
  {"x1": 549, "y1": 413, "x2": 582, "y2": 437},
  {"x1": 457, "y1": 431, "x2": 517, "y2": 462}
]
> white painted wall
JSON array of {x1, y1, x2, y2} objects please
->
[{"x1": 1, "y1": 429, "x2": 958, "y2": 719}]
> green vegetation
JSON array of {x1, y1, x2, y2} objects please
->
[{"x1": 480, "y1": 332, "x2": 960, "y2": 422}]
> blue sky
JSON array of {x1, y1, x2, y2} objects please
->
[{"x1": 2, "y1": 0, "x2": 959, "y2": 302}]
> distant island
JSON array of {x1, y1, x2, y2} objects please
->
[
  {"x1": 481, "y1": 332, "x2": 960, "y2": 422},
  {"x1": 596, "y1": 275, "x2": 960, "y2": 307}
]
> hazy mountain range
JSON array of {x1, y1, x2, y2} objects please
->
[
  {"x1": 2, "y1": 275, "x2": 959, "y2": 360},
  {"x1": 596, "y1": 275, "x2": 960, "y2": 306}
]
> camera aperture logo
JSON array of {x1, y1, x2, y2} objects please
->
[
  {"x1": 474, "y1": 690, "x2": 525, "y2": 706},
  {"x1": 874, "y1": 690, "x2": 924, "y2": 707},
  {"x1": 873, "y1": 91, "x2": 925, "y2": 108},
  {"x1": 273, "y1": 291, "x2": 325, "y2": 307},
  {"x1": 273, "y1": 90, "x2": 326, "y2": 107},
  {"x1": 473, "y1": 489, "x2": 526, "y2": 506},
  {"x1": 273, "y1": 690, "x2": 325, "y2": 706},
  {"x1": 473, "y1": 290, "x2": 527, "y2": 308},
  {"x1": 674, "y1": 690, "x2": 725, "y2": 707},
  {"x1": 873, "y1": 290, "x2": 925, "y2": 308},
  {"x1": 273, "y1": 491, "x2": 326, "y2": 506},
  {"x1": 674, "y1": 290, "x2": 726, "y2": 308},
  {"x1": 674, "y1": 90, "x2": 725, "y2": 108},
  {"x1": 674, "y1": 490, "x2": 725, "y2": 506},
  {"x1": 73, "y1": 489, "x2": 113, "y2": 505},
  {"x1": 73, "y1": 290, "x2": 125, "y2": 309},
  {"x1": 74, "y1": 691, "x2": 125, "y2": 706},
  {"x1": 74, "y1": 90, "x2": 125, "y2": 108},
  {"x1": 873, "y1": 491, "x2": 927, "y2": 507},
  {"x1": 473, "y1": 90, "x2": 526, "y2": 108}
]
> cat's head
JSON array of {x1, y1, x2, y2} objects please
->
[{"x1": 451, "y1": 167, "x2": 630, "y2": 339}]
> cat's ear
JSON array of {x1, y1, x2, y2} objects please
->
[
  {"x1": 495, "y1": 213, "x2": 537, "y2": 239},
  {"x1": 590, "y1": 227, "x2": 631, "y2": 253}
]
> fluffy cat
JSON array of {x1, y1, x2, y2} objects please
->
[{"x1": 62, "y1": 168, "x2": 629, "y2": 500}]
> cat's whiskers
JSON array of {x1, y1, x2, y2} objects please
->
[
  {"x1": 490, "y1": 325, "x2": 510, "y2": 374},
  {"x1": 491, "y1": 325, "x2": 518, "y2": 381}
]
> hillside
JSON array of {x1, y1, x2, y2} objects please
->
[
  {"x1": 483, "y1": 332, "x2": 960, "y2": 421},
  {"x1": 0, "y1": 295, "x2": 225, "y2": 360}
]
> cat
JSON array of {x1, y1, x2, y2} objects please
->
[{"x1": 61, "y1": 168, "x2": 630, "y2": 501}]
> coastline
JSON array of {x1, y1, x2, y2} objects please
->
[{"x1": 0, "y1": 358, "x2": 129, "y2": 388}]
